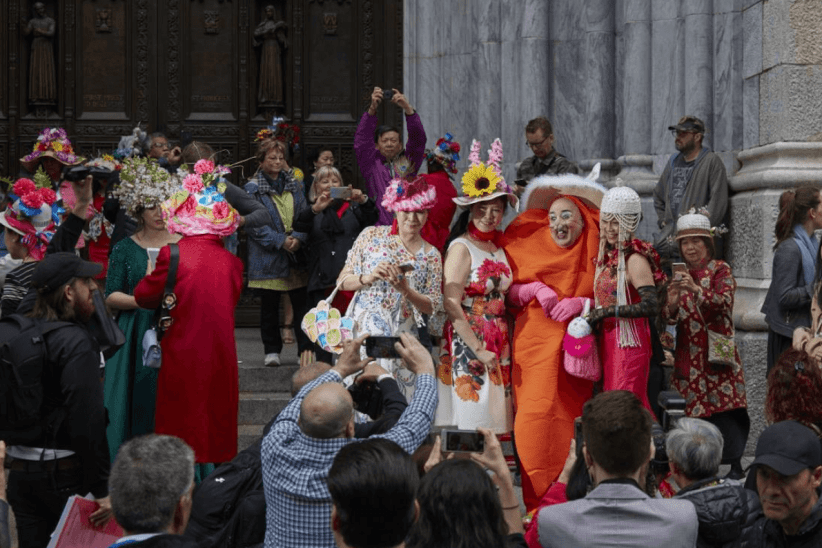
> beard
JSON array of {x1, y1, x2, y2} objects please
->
[{"x1": 73, "y1": 295, "x2": 96, "y2": 323}]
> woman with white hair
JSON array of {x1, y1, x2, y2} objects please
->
[{"x1": 589, "y1": 186, "x2": 666, "y2": 411}]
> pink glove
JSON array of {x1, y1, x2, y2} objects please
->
[
  {"x1": 508, "y1": 281, "x2": 545, "y2": 307},
  {"x1": 550, "y1": 297, "x2": 593, "y2": 323},
  {"x1": 508, "y1": 282, "x2": 558, "y2": 317}
]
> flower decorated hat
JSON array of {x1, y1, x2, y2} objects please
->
[
  {"x1": 0, "y1": 178, "x2": 62, "y2": 260},
  {"x1": 382, "y1": 174, "x2": 437, "y2": 212},
  {"x1": 425, "y1": 132, "x2": 461, "y2": 174},
  {"x1": 163, "y1": 159, "x2": 240, "y2": 237},
  {"x1": 20, "y1": 127, "x2": 85, "y2": 172},
  {"x1": 521, "y1": 163, "x2": 607, "y2": 211},
  {"x1": 675, "y1": 208, "x2": 727, "y2": 240},
  {"x1": 113, "y1": 157, "x2": 181, "y2": 218},
  {"x1": 454, "y1": 139, "x2": 518, "y2": 208}
]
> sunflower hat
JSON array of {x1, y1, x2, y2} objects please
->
[{"x1": 453, "y1": 138, "x2": 518, "y2": 208}]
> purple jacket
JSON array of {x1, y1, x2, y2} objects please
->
[{"x1": 354, "y1": 111, "x2": 427, "y2": 226}]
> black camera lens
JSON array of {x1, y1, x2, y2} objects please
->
[{"x1": 383, "y1": 89, "x2": 394, "y2": 101}]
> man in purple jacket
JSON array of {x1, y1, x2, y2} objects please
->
[{"x1": 354, "y1": 86, "x2": 427, "y2": 226}]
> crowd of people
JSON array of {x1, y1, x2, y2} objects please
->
[{"x1": 0, "y1": 89, "x2": 821, "y2": 548}]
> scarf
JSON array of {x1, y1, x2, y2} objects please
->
[
  {"x1": 467, "y1": 222, "x2": 502, "y2": 247},
  {"x1": 793, "y1": 224, "x2": 818, "y2": 286}
]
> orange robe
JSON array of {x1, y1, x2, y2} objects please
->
[{"x1": 502, "y1": 195, "x2": 600, "y2": 510}]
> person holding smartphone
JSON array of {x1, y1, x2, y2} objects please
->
[
  {"x1": 105, "y1": 158, "x2": 181, "y2": 462},
  {"x1": 336, "y1": 175, "x2": 442, "y2": 401},
  {"x1": 294, "y1": 166, "x2": 377, "y2": 361},
  {"x1": 663, "y1": 210, "x2": 749, "y2": 479}
]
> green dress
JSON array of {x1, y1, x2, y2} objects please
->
[{"x1": 104, "y1": 237, "x2": 159, "y2": 462}]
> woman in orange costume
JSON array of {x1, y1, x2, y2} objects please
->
[{"x1": 502, "y1": 169, "x2": 606, "y2": 510}]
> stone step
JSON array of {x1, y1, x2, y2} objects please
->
[
  {"x1": 239, "y1": 364, "x2": 299, "y2": 393},
  {"x1": 238, "y1": 391, "x2": 290, "y2": 425}
]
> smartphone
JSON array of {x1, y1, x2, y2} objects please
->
[
  {"x1": 147, "y1": 248, "x2": 160, "y2": 271},
  {"x1": 398, "y1": 263, "x2": 415, "y2": 273},
  {"x1": 574, "y1": 417, "x2": 584, "y2": 459},
  {"x1": 672, "y1": 262, "x2": 687, "y2": 281},
  {"x1": 442, "y1": 429, "x2": 485, "y2": 453},
  {"x1": 330, "y1": 187, "x2": 352, "y2": 200},
  {"x1": 365, "y1": 336, "x2": 402, "y2": 359}
]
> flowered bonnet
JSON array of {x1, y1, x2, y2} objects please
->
[
  {"x1": 112, "y1": 157, "x2": 181, "y2": 218},
  {"x1": 424, "y1": 133, "x2": 461, "y2": 174},
  {"x1": 453, "y1": 139, "x2": 518, "y2": 208},
  {"x1": 20, "y1": 127, "x2": 85, "y2": 172},
  {"x1": 163, "y1": 159, "x2": 240, "y2": 236},
  {"x1": 381, "y1": 174, "x2": 437, "y2": 213},
  {"x1": 0, "y1": 178, "x2": 62, "y2": 261}
]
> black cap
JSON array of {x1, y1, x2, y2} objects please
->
[
  {"x1": 32, "y1": 252, "x2": 102, "y2": 293},
  {"x1": 751, "y1": 421, "x2": 822, "y2": 476},
  {"x1": 668, "y1": 115, "x2": 706, "y2": 134}
]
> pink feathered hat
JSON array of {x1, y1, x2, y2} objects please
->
[{"x1": 381, "y1": 175, "x2": 437, "y2": 213}]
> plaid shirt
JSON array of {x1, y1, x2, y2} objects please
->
[{"x1": 261, "y1": 370, "x2": 437, "y2": 548}]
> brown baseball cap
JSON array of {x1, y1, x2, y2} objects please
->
[{"x1": 668, "y1": 115, "x2": 706, "y2": 134}]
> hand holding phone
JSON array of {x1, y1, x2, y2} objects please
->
[
  {"x1": 365, "y1": 336, "x2": 402, "y2": 359},
  {"x1": 672, "y1": 262, "x2": 687, "y2": 281},
  {"x1": 442, "y1": 429, "x2": 485, "y2": 453},
  {"x1": 330, "y1": 186, "x2": 353, "y2": 200}
]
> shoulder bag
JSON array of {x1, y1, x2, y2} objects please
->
[{"x1": 142, "y1": 244, "x2": 180, "y2": 369}]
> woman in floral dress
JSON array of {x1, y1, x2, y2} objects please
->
[
  {"x1": 589, "y1": 186, "x2": 666, "y2": 412},
  {"x1": 337, "y1": 175, "x2": 442, "y2": 400},
  {"x1": 663, "y1": 211, "x2": 748, "y2": 478},
  {"x1": 435, "y1": 139, "x2": 517, "y2": 433}
]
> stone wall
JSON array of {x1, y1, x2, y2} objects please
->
[{"x1": 405, "y1": 0, "x2": 822, "y2": 454}]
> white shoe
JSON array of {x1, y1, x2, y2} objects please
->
[{"x1": 264, "y1": 353, "x2": 281, "y2": 367}]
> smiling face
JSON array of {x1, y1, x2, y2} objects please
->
[
  {"x1": 601, "y1": 218, "x2": 622, "y2": 246},
  {"x1": 261, "y1": 148, "x2": 287, "y2": 178},
  {"x1": 395, "y1": 209, "x2": 428, "y2": 236},
  {"x1": 315, "y1": 173, "x2": 342, "y2": 197},
  {"x1": 470, "y1": 198, "x2": 505, "y2": 234},
  {"x1": 548, "y1": 197, "x2": 584, "y2": 248}
]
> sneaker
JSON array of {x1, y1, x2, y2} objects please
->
[{"x1": 264, "y1": 353, "x2": 281, "y2": 367}]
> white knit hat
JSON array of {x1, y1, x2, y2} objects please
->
[
  {"x1": 600, "y1": 185, "x2": 641, "y2": 216},
  {"x1": 675, "y1": 211, "x2": 712, "y2": 240}
]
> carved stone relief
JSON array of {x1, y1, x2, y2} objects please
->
[
  {"x1": 254, "y1": 4, "x2": 288, "y2": 108},
  {"x1": 204, "y1": 10, "x2": 220, "y2": 34},
  {"x1": 23, "y1": 2, "x2": 57, "y2": 106},
  {"x1": 96, "y1": 8, "x2": 113, "y2": 33}
]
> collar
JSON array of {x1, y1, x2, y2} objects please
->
[
  {"x1": 587, "y1": 478, "x2": 648, "y2": 499},
  {"x1": 675, "y1": 476, "x2": 722, "y2": 496},
  {"x1": 110, "y1": 533, "x2": 163, "y2": 546},
  {"x1": 536, "y1": 149, "x2": 559, "y2": 165}
]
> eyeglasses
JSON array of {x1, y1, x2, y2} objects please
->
[
  {"x1": 525, "y1": 135, "x2": 549, "y2": 149},
  {"x1": 151, "y1": 141, "x2": 170, "y2": 150}
]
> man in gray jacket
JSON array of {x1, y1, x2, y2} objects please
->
[
  {"x1": 536, "y1": 390, "x2": 698, "y2": 548},
  {"x1": 653, "y1": 116, "x2": 729, "y2": 262}
]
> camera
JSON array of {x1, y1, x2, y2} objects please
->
[
  {"x1": 64, "y1": 165, "x2": 115, "y2": 183},
  {"x1": 382, "y1": 88, "x2": 394, "y2": 101},
  {"x1": 657, "y1": 390, "x2": 686, "y2": 432}
]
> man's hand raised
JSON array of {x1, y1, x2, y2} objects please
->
[
  {"x1": 395, "y1": 332, "x2": 434, "y2": 376},
  {"x1": 331, "y1": 333, "x2": 375, "y2": 379}
]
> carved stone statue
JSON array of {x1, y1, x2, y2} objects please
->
[
  {"x1": 254, "y1": 4, "x2": 288, "y2": 106},
  {"x1": 23, "y1": 2, "x2": 57, "y2": 104}
]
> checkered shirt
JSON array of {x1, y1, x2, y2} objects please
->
[{"x1": 261, "y1": 369, "x2": 437, "y2": 548}]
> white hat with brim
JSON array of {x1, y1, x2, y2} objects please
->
[
  {"x1": 0, "y1": 212, "x2": 25, "y2": 236},
  {"x1": 520, "y1": 163, "x2": 607, "y2": 211},
  {"x1": 453, "y1": 190, "x2": 519, "y2": 209}
]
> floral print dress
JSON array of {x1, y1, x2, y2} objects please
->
[
  {"x1": 435, "y1": 237, "x2": 513, "y2": 433},
  {"x1": 344, "y1": 225, "x2": 443, "y2": 400},
  {"x1": 662, "y1": 259, "x2": 747, "y2": 417}
]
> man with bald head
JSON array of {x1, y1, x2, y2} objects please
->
[{"x1": 261, "y1": 333, "x2": 437, "y2": 548}]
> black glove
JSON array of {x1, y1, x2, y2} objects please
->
[{"x1": 587, "y1": 285, "x2": 659, "y2": 326}]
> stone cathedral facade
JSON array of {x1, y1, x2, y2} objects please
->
[{"x1": 404, "y1": 0, "x2": 822, "y2": 450}]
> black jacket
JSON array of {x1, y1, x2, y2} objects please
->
[
  {"x1": 675, "y1": 477, "x2": 762, "y2": 548},
  {"x1": 41, "y1": 322, "x2": 110, "y2": 498},
  {"x1": 746, "y1": 487, "x2": 822, "y2": 548},
  {"x1": 294, "y1": 199, "x2": 378, "y2": 293}
]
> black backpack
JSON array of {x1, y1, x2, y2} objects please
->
[
  {"x1": 0, "y1": 314, "x2": 73, "y2": 446},
  {"x1": 184, "y1": 438, "x2": 266, "y2": 548}
]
